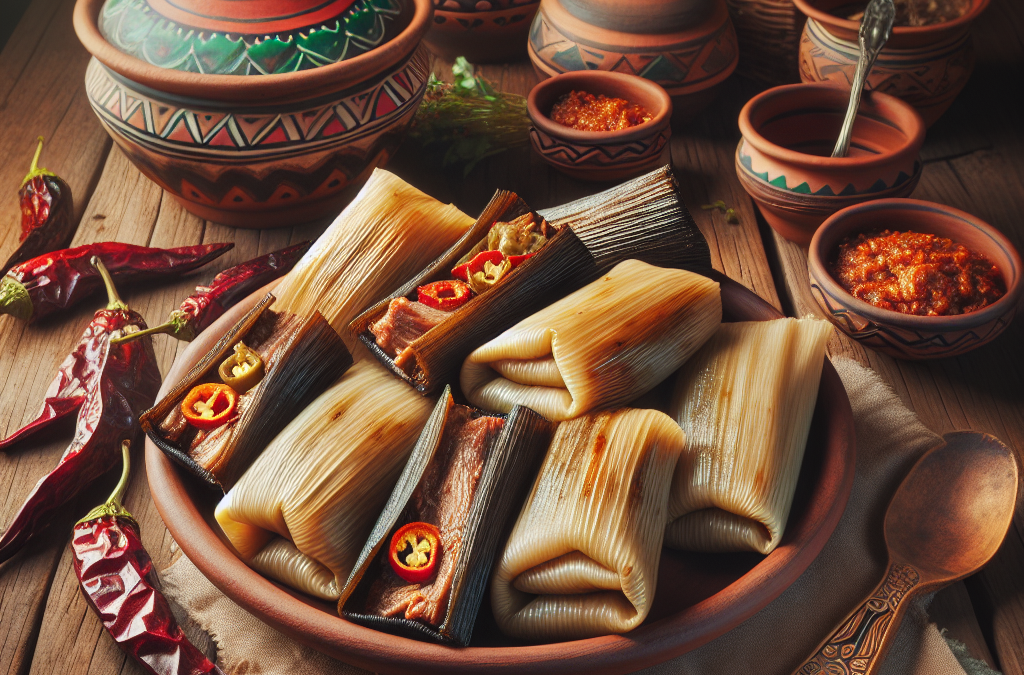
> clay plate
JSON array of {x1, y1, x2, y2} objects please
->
[{"x1": 146, "y1": 271, "x2": 855, "y2": 674}]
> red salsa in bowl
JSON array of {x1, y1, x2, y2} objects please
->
[
  {"x1": 831, "y1": 229, "x2": 1005, "y2": 316},
  {"x1": 549, "y1": 90, "x2": 653, "y2": 132}
]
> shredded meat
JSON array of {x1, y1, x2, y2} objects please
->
[
  {"x1": 364, "y1": 407, "x2": 504, "y2": 627},
  {"x1": 369, "y1": 298, "x2": 451, "y2": 369}
]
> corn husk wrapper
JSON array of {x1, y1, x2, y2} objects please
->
[
  {"x1": 272, "y1": 168, "x2": 474, "y2": 349},
  {"x1": 491, "y1": 409, "x2": 684, "y2": 641},
  {"x1": 214, "y1": 360, "x2": 436, "y2": 600},
  {"x1": 665, "y1": 318, "x2": 832, "y2": 555},
  {"x1": 460, "y1": 260, "x2": 722, "y2": 421},
  {"x1": 142, "y1": 294, "x2": 353, "y2": 490}
]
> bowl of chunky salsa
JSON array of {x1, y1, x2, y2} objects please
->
[
  {"x1": 808, "y1": 198, "x2": 1022, "y2": 359},
  {"x1": 527, "y1": 70, "x2": 672, "y2": 181}
]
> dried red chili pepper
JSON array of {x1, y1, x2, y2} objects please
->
[
  {"x1": 417, "y1": 279, "x2": 472, "y2": 311},
  {"x1": 2, "y1": 137, "x2": 76, "y2": 271},
  {"x1": 112, "y1": 241, "x2": 311, "y2": 344},
  {"x1": 389, "y1": 521, "x2": 441, "y2": 583},
  {"x1": 0, "y1": 257, "x2": 161, "y2": 563},
  {"x1": 0, "y1": 241, "x2": 234, "y2": 323},
  {"x1": 73, "y1": 440, "x2": 225, "y2": 675}
]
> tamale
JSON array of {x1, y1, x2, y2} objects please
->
[
  {"x1": 490, "y1": 409, "x2": 683, "y2": 642},
  {"x1": 340, "y1": 388, "x2": 555, "y2": 645},
  {"x1": 142, "y1": 293, "x2": 353, "y2": 490},
  {"x1": 349, "y1": 192, "x2": 595, "y2": 393},
  {"x1": 665, "y1": 318, "x2": 833, "y2": 555},
  {"x1": 460, "y1": 260, "x2": 722, "y2": 421},
  {"x1": 349, "y1": 165, "x2": 713, "y2": 395},
  {"x1": 214, "y1": 360, "x2": 435, "y2": 601},
  {"x1": 272, "y1": 168, "x2": 475, "y2": 349}
]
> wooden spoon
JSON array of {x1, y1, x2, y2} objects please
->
[{"x1": 794, "y1": 431, "x2": 1019, "y2": 675}]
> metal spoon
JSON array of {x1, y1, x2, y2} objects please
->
[
  {"x1": 832, "y1": 0, "x2": 896, "y2": 157},
  {"x1": 793, "y1": 431, "x2": 1019, "y2": 675}
]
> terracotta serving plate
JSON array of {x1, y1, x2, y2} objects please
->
[{"x1": 146, "y1": 270, "x2": 855, "y2": 674}]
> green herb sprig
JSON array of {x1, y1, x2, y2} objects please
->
[
  {"x1": 408, "y1": 57, "x2": 530, "y2": 175},
  {"x1": 701, "y1": 200, "x2": 740, "y2": 224}
]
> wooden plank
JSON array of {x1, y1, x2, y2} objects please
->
[{"x1": 0, "y1": 0, "x2": 111, "y2": 264}]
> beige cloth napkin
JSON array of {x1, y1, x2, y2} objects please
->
[{"x1": 160, "y1": 357, "x2": 982, "y2": 675}]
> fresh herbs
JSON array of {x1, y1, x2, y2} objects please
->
[{"x1": 408, "y1": 57, "x2": 530, "y2": 175}]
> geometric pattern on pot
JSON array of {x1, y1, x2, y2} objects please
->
[
  {"x1": 530, "y1": 125, "x2": 670, "y2": 167},
  {"x1": 84, "y1": 48, "x2": 429, "y2": 209},
  {"x1": 809, "y1": 281, "x2": 1015, "y2": 360},
  {"x1": 528, "y1": 7, "x2": 738, "y2": 94},
  {"x1": 799, "y1": 18, "x2": 974, "y2": 125},
  {"x1": 433, "y1": 0, "x2": 539, "y2": 30},
  {"x1": 85, "y1": 53, "x2": 428, "y2": 158},
  {"x1": 738, "y1": 140, "x2": 918, "y2": 197},
  {"x1": 98, "y1": 0, "x2": 402, "y2": 75}
]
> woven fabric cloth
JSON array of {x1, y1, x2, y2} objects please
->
[{"x1": 160, "y1": 357, "x2": 975, "y2": 675}]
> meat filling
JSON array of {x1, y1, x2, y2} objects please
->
[
  {"x1": 369, "y1": 297, "x2": 451, "y2": 369},
  {"x1": 364, "y1": 407, "x2": 504, "y2": 626}
]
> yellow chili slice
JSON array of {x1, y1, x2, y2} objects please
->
[{"x1": 218, "y1": 341, "x2": 265, "y2": 393}]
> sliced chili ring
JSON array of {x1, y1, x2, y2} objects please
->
[
  {"x1": 451, "y1": 249, "x2": 505, "y2": 282},
  {"x1": 388, "y1": 522, "x2": 441, "y2": 584},
  {"x1": 218, "y1": 341, "x2": 265, "y2": 393},
  {"x1": 181, "y1": 382, "x2": 238, "y2": 430},
  {"x1": 417, "y1": 279, "x2": 472, "y2": 311}
]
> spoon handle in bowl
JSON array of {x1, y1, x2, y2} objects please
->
[{"x1": 793, "y1": 561, "x2": 922, "y2": 675}]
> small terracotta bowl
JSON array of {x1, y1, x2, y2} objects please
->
[
  {"x1": 424, "y1": 0, "x2": 541, "y2": 63},
  {"x1": 527, "y1": 71, "x2": 672, "y2": 182},
  {"x1": 808, "y1": 198, "x2": 1022, "y2": 360},
  {"x1": 736, "y1": 83, "x2": 925, "y2": 245}
]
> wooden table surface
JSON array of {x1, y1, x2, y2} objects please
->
[{"x1": 0, "y1": 0, "x2": 1020, "y2": 673}]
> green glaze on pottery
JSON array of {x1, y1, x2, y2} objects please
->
[{"x1": 99, "y1": 0, "x2": 402, "y2": 75}]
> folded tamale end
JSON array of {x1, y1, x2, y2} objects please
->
[
  {"x1": 248, "y1": 537, "x2": 340, "y2": 601},
  {"x1": 664, "y1": 508, "x2": 774, "y2": 554}
]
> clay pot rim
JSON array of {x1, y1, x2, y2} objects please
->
[
  {"x1": 72, "y1": 0, "x2": 433, "y2": 104},
  {"x1": 527, "y1": 71, "x2": 673, "y2": 145},
  {"x1": 792, "y1": 0, "x2": 990, "y2": 39},
  {"x1": 434, "y1": 0, "x2": 539, "y2": 13},
  {"x1": 738, "y1": 83, "x2": 924, "y2": 172},
  {"x1": 808, "y1": 198, "x2": 1023, "y2": 330},
  {"x1": 540, "y1": 0, "x2": 731, "y2": 49}
]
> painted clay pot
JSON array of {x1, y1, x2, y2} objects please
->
[
  {"x1": 74, "y1": 0, "x2": 434, "y2": 228},
  {"x1": 528, "y1": 0, "x2": 738, "y2": 122},
  {"x1": 794, "y1": 0, "x2": 989, "y2": 127},
  {"x1": 558, "y1": 0, "x2": 714, "y2": 33},
  {"x1": 424, "y1": 0, "x2": 540, "y2": 63},
  {"x1": 808, "y1": 199, "x2": 1022, "y2": 359},
  {"x1": 736, "y1": 83, "x2": 925, "y2": 245},
  {"x1": 527, "y1": 71, "x2": 672, "y2": 181}
]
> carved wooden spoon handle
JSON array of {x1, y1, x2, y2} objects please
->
[{"x1": 794, "y1": 562, "x2": 922, "y2": 675}]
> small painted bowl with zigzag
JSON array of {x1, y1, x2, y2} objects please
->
[
  {"x1": 527, "y1": 70, "x2": 672, "y2": 182},
  {"x1": 737, "y1": 83, "x2": 925, "y2": 245},
  {"x1": 808, "y1": 198, "x2": 1022, "y2": 360}
]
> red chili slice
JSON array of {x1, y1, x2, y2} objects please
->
[
  {"x1": 389, "y1": 522, "x2": 441, "y2": 584},
  {"x1": 417, "y1": 279, "x2": 472, "y2": 311},
  {"x1": 508, "y1": 252, "x2": 537, "y2": 268},
  {"x1": 451, "y1": 249, "x2": 506, "y2": 282},
  {"x1": 181, "y1": 382, "x2": 238, "y2": 430}
]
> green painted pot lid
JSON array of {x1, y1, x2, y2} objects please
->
[{"x1": 98, "y1": 0, "x2": 403, "y2": 75}]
